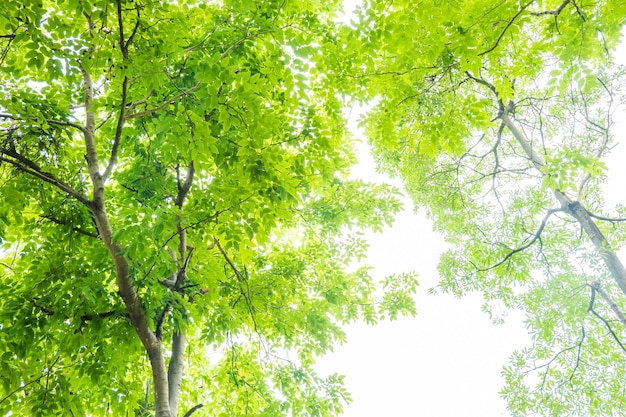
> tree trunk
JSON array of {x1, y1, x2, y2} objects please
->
[
  {"x1": 80, "y1": 31, "x2": 172, "y2": 416},
  {"x1": 168, "y1": 331, "x2": 186, "y2": 415},
  {"x1": 500, "y1": 112, "x2": 626, "y2": 298}
]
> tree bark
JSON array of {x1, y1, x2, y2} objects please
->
[
  {"x1": 168, "y1": 331, "x2": 186, "y2": 414},
  {"x1": 80, "y1": 16, "x2": 172, "y2": 415},
  {"x1": 500, "y1": 112, "x2": 626, "y2": 298}
]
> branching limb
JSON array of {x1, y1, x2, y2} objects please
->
[
  {"x1": 103, "y1": 1, "x2": 141, "y2": 180},
  {"x1": 585, "y1": 211, "x2": 626, "y2": 223},
  {"x1": 0, "y1": 153, "x2": 90, "y2": 207},
  {"x1": 529, "y1": 0, "x2": 570, "y2": 16},
  {"x1": 0, "y1": 113, "x2": 86, "y2": 133},
  {"x1": 478, "y1": 1, "x2": 534, "y2": 56},
  {"x1": 183, "y1": 404, "x2": 204, "y2": 417},
  {"x1": 79, "y1": 13, "x2": 170, "y2": 417},
  {"x1": 175, "y1": 247, "x2": 194, "y2": 289},
  {"x1": 479, "y1": 208, "x2": 561, "y2": 272},
  {"x1": 588, "y1": 285, "x2": 626, "y2": 354},
  {"x1": 125, "y1": 83, "x2": 201, "y2": 119},
  {"x1": 103, "y1": 75, "x2": 127, "y2": 181},
  {"x1": 39, "y1": 215, "x2": 99, "y2": 238},
  {"x1": 590, "y1": 281, "x2": 626, "y2": 326},
  {"x1": 497, "y1": 104, "x2": 626, "y2": 299}
]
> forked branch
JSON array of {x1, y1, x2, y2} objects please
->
[
  {"x1": 0, "y1": 153, "x2": 90, "y2": 207},
  {"x1": 479, "y1": 208, "x2": 561, "y2": 272}
]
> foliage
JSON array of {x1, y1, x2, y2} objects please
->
[
  {"x1": 0, "y1": 1, "x2": 417, "y2": 416},
  {"x1": 329, "y1": 0, "x2": 626, "y2": 415}
]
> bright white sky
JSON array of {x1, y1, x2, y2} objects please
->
[
  {"x1": 314, "y1": 106, "x2": 529, "y2": 417},
  {"x1": 314, "y1": 7, "x2": 626, "y2": 415}
]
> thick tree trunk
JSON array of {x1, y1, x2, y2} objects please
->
[{"x1": 501, "y1": 112, "x2": 626, "y2": 298}]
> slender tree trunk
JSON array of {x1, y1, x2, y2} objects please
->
[
  {"x1": 168, "y1": 331, "x2": 186, "y2": 414},
  {"x1": 80, "y1": 19, "x2": 172, "y2": 415},
  {"x1": 500, "y1": 112, "x2": 626, "y2": 298}
]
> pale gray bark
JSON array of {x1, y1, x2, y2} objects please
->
[
  {"x1": 80, "y1": 13, "x2": 172, "y2": 417},
  {"x1": 500, "y1": 112, "x2": 626, "y2": 299},
  {"x1": 168, "y1": 331, "x2": 186, "y2": 415}
]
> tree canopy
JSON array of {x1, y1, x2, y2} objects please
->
[
  {"x1": 328, "y1": 0, "x2": 626, "y2": 415},
  {"x1": 0, "y1": 1, "x2": 417, "y2": 416},
  {"x1": 4, "y1": 0, "x2": 626, "y2": 416}
]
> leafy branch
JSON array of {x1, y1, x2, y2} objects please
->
[
  {"x1": 0, "y1": 148, "x2": 90, "y2": 207},
  {"x1": 479, "y1": 208, "x2": 561, "y2": 272},
  {"x1": 0, "y1": 356, "x2": 61, "y2": 406},
  {"x1": 39, "y1": 215, "x2": 99, "y2": 238},
  {"x1": 124, "y1": 83, "x2": 201, "y2": 120},
  {"x1": 215, "y1": 238, "x2": 259, "y2": 332},
  {"x1": 588, "y1": 283, "x2": 626, "y2": 354},
  {"x1": 478, "y1": 1, "x2": 534, "y2": 56},
  {"x1": 0, "y1": 112, "x2": 86, "y2": 133},
  {"x1": 589, "y1": 281, "x2": 626, "y2": 326},
  {"x1": 529, "y1": 0, "x2": 571, "y2": 16}
]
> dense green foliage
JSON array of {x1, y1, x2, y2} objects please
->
[
  {"x1": 329, "y1": 0, "x2": 626, "y2": 415},
  {"x1": 0, "y1": 1, "x2": 417, "y2": 416},
  {"x1": 5, "y1": 0, "x2": 626, "y2": 415}
]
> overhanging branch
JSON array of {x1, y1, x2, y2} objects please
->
[
  {"x1": 0, "y1": 112, "x2": 86, "y2": 133},
  {"x1": 479, "y1": 208, "x2": 561, "y2": 272},
  {"x1": 0, "y1": 154, "x2": 91, "y2": 207},
  {"x1": 125, "y1": 83, "x2": 201, "y2": 119}
]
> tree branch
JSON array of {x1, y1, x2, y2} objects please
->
[
  {"x1": 220, "y1": 29, "x2": 274, "y2": 59},
  {"x1": 125, "y1": 83, "x2": 201, "y2": 119},
  {"x1": 529, "y1": 0, "x2": 570, "y2": 16},
  {"x1": 588, "y1": 286, "x2": 626, "y2": 354},
  {"x1": 590, "y1": 281, "x2": 626, "y2": 326},
  {"x1": 585, "y1": 211, "x2": 626, "y2": 223},
  {"x1": 182, "y1": 404, "x2": 204, "y2": 417},
  {"x1": 499, "y1": 107, "x2": 626, "y2": 298},
  {"x1": 80, "y1": 13, "x2": 171, "y2": 417},
  {"x1": 479, "y1": 208, "x2": 561, "y2": 272},
  {"x1": 116, "y1": 0, "x2": 128, "y2": 60},
  {"x1": 39, "y1": 215, "x2": 99, "y2": 238},
  {"x1": 0, "y1": 112, "x2": 86, "y2": 133},
  {"x1": 102, "y1": 75, "x2": 128, "y2": 181},
  {"x1": 0, "y1": 153, "x2": 90, "y2": 207},
  {"x1": 478, "y1": 1, "x2": 534, "y2": 56},
  {"x1": 175, "y1": 161, "x2": 195, "y2": 209}
]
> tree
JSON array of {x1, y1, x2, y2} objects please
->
[
  {"x1": 328, "y1": 0, "x2": 626, "y2": 415},
  {"x1": 0, "y1": 1, "x2": 418, "y2": 416}
]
